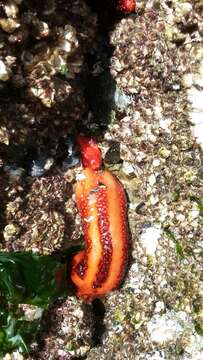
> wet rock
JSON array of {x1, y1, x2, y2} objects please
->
[{"x1": 104, "y1": 141, "x2": 121, "y2": 164}]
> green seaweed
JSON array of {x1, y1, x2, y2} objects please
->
[
  {"x1": 0, "y1": 306, "x2": 40, "y2": 354},
  {"x1": 194, "y1": 322, "x2": 203, "y2": 337},
  {"x1": 0, "y1": 252, "x2": 67, "y2": 307},
  {"x1": 172, "y1": 189, "x2": 180, "y2": 202},
  {"x1": 0, "y1": 251, "x2": 68, "y2": 355},
  {"x1": 189, "y1": 195, "x2": 203, "y2": 216},
  {"x1": 163, "y1": 227, "x2": 184, "y2": 259},
  {"x1": 59, "y1": 64, "x2": 69, "y2": 76}
]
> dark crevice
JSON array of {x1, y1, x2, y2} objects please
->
[{"x1": 92, "y1": 298, "x2": 106, "y2": 346}]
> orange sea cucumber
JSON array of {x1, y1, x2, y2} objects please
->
[{"x1": 71, "y1": 137, "x2": 129, "y2": 301}]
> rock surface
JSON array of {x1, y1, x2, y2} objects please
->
[{"x1": 1, "y1": 0, "x2": 203, "y2": 359}]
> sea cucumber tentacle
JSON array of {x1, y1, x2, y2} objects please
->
[
  {"x1": 117, "y1": 0, "x2": 136, "y2": 13},
  {"x1": 76, "y1": 135, "x2": 102, "y2": 170}
]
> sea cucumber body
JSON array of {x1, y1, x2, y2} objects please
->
[{"x1": 71, "y1": 168, "x2": 128, "y2": 301}]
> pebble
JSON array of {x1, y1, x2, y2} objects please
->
[
  {"x1": 0, "y1": 60, "x2": 9, "y2": 81},
  {"x1": 149, "y1": 194, "x2": 159, "y2": 206},
  {"x1": 3, "y1": 223, "x2": 20, "y2": 241},
  {"x1": 182, "y1": 73, "x2": 193, "y2": 88},
  {"x1": 0, "y1": 18, "x2": 20, "y2": 33},
  {"x1": 136, "y1": 151, "x2": 146, "y2": 163},
  {"x1": 159, "y1": 118, "x2": 172, "y2": 132},
  {"x1": 176, "y1": 213, "x2": 186, "y2": 222},
  {"x1": 183, "y1": 333, "x2": 203, "y2": 360},
  {"x1": 154, "y1": 301, "x2": 165, "y2": 313},
  {"x1": 152, "y1": 159, "x2": 160, "y2": 167},
  {"x1": 193, "y1": 60, "x2": 203, "y2": 88},
  {"x1": 0, "y1": 126, "x2": 9, "y2": 144},
  {"x1": 4, "y1": 165, "x2": 24, "y2": 181},
  {"x1": 148, "y1": 174, "x2": 156, "y2": 187},
  {"x1": 175, "y1": 2, "x2": 193, "y2": 20},
  {"x1": 188, "y1": 206, "x2": 199, "y2": 221},
  {"x1": 114, "y1": 88, "x2": 132, "y2": 110},
  {"x1": 147, "y1": 310, "x2": 187, "y2": 344},
  {"x1": 30, "y1": 157, "x2": 54, "y2": 177},
  {"x1": 172, "y1": 83, "x2": 180, "y2": 91},
  {"x1": 159, "y1": 147, "x2": 171, "y2": 158},
  {"x1": 23, "y1": 306, "x2": 43, "y2": 321},
  {"x1": 5, "y1": 1, "x2": 19, "y2": 18},
  {"x1": 122, "y1": 161, "x2": 135, "y2": 176},
  {"x1": 3, "y1": 352, "x2": 24, "y2": 360},
  {"x1": 188, "y1": 87, "x2": 203, "y2": 149},
  {"x1": 140, "y1": 225, "x2": 161, "y2": 256}
]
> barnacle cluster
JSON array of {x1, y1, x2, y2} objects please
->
[
  {"x1": 6, "y1": 176, "x2": 71, "y2": 252},
  {"x1": 0, "y1": 0, "x2": 97, "y2": 255},
  {"x1": 33, "y1": 297, "x2": 94, "y2": 358},
  {"x1": 110, "y1": 12, "x2": 180, "y2": 95},
  {"x1": 0, "y1": 0, "x2": 97, "y2": 147}
]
